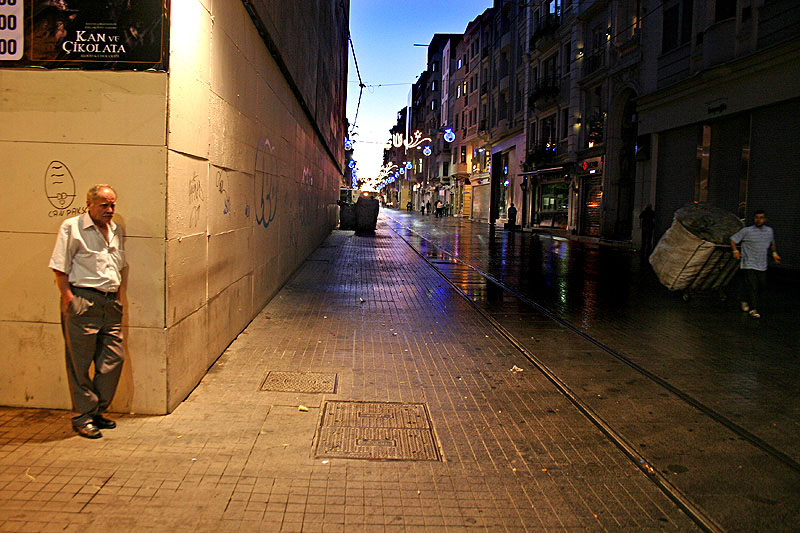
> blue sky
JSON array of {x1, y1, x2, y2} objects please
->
[{"x1": 346, "y1": 0, "x2": 493, "y2": 181}]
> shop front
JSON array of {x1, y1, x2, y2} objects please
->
[
  {"x1": 522, "y1": 166, "x2": 572, "y2": 230},
  {"x1": 577, "y1": 157, "x2": 604, "y2": 237},
  {"x1": 470, "y1": 174, "x2": 491, "y2": 222}
]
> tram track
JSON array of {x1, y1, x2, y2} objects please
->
[{"x1": 385, "y1": 215, "x2": 800, "y2": 532}]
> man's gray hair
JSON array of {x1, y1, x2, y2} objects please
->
[{"x1": 87, "y1": 184, "x2": 117, "y2": 202}]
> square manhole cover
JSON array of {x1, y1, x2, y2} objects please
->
[
  {"x1": 260, "y1": 371, "x2": 337, "y2": 393},
  {"x1": 315, "y1": 401, "x2": 440, "y2": 461}
]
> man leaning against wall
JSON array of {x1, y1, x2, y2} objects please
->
[{"x1": 49, "y1": 185, "x2": 127, "y2": 439}]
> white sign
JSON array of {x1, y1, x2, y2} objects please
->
[{"x1": 0, "y1": 0, "x2": 23, "y2": 60}]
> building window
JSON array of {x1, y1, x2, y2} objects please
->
[
  {"x1": 542, "y1": 115, "x2": 556, "y2": 146},
  {"x1": 461, "y1": 146, "x2": 467, "y2": 163},
  {"x1": 443, "y1": 162, "x2": 449, "y2": 176},
  {"x1": 715, "y1": 0, "x2": 735, "y2": 22},
  {"x1": 457, "y1": 85, "x2": 462, "y2": 98},
  {"x1": 662, "y1": 0, "x2": 693, "y2": 53},
  {"x1": 431, "y1": 80, "x2": 436, "y2": 91},
  {"x1": 453, "y1": 147, "x2": 458, "y2": 164},
  {"x1": 457, "y1": 58, "x2": 462, "y2": 69},
  {"x1": 528, "y1": 121, "x2": 537, "y2": 150}
]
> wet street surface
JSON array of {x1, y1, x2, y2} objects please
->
[{"x1": 384, "y1": 209, "x2": 800, "y2": 531}]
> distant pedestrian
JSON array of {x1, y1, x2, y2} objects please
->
[
  {"x1": 730, "y1": 210, "x2": 781, "y2": 319},
  {"x1": 426, "y1": 201, "x2": 431, "y2": 215},
  {"x1": 639, "y1": 204, "x2": 656, "y2": 256},
  {"x1": 507, "y1": 203, "x2": 517, "y2": 230},
  {"x1": 435, "y1": 200, "x2": 443, "y2": 218},
  {"x1": 49, "y1": 184, "x2": 126, "y2": 439},
  {"x1": 420, "y1": 203, "x2": 425, "y2": 216},
  {"x1": 406, "y1": 201, "x2": 412, "y2": 212}
]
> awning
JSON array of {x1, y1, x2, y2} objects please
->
[{"x1": 518, "y1": 165, "x2": 568, "y2": 176}]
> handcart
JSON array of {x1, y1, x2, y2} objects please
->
[{"x1": 649, "y1": 204, "x2": 743, "y2": 301}]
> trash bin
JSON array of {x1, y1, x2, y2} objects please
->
[{"x1": 355, "y1": 195, "x2": 379, "y2": 232}]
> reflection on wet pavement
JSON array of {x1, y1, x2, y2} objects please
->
[{"x1": 383, "y1": 210, "x2": 800, "y2": 459}]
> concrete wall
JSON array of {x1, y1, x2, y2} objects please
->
[
  {"x1": 0, "y1": 0, "x2": 345, "y2": 414},
  {"x1": 0, "y1": 69, "x2": 169, "y2": 413}
]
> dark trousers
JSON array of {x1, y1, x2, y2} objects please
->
[
  {"x1": 61, "y1": 286, "x2": 124, "y2": 425},
  {"x1": 642, "y1": 226, "x2": 654, "y2": 255},
  {"x1": 742, "y1": 269, "x2": 767, "y2": 311}
]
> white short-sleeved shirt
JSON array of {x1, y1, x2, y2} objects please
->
[
  {"x1": 49, "y1": 213, "x2": 126, "y2": 292},
  {"x1": 730, "y1": 224, "x2": 774, "y2": 272}
]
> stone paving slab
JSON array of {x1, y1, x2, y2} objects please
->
[{"x1": 1, "y1": 226, "x2": 696, "y2": 531}]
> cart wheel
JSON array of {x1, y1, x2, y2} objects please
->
[{"x1": 682, "y1": 292, "x2": 690, "y2": 302}]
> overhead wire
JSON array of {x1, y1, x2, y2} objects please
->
[{"x1": 348, "y1": 32, "x2": 366, "y2": 137}]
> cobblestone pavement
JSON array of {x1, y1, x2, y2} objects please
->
[
  {"x1": 383, "y1": 209, "x2": 800, "y2": 531},
  {"x1": 0, "y1": 225, "x2": 699, "y2": 532}
]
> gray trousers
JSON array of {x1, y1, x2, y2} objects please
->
[{"x1": 61, "y1": 286, "x2": 124, "y2": 425}]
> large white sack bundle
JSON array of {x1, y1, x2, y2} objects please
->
[
  {"x1": 649, "y1": 204, "x2": 742, "y2": 291},
  {"x1": 650, "y1": 219, "x2": 716, "y2": 291}
]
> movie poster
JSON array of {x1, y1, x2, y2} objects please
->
[{"x1": 0, "y1": 0, "x2": 168, "y2": 71}]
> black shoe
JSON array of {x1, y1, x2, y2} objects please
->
[
  {"x1": 92, "y1": 415, "x2": 117, "y2": 429},
  {"x1": 73, "y1": 421, "x2": 103, "y2": 439}
]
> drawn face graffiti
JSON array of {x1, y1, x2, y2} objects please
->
[{"x1": 45, "y1": 161, "x2": 76, "y2": 208}]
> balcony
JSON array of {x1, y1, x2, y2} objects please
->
[
  {"x1": 582, "y1": 48, "x2": 606, "y2": 78},
  {"x1": 524, "y1": 142, "x2": 562, "y2": 168},
  {"x1": 530, "y1": 14, "x2": 560, "y2": 51},
  {"x1": 528, "y1": 77, "x2": 560, "y2": 109}
]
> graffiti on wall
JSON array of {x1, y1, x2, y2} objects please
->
[
  {"x1": 188, "y1": 172, "x2": 204, "y2": 228},
  {"x1": 254, "y1": 138, "x2": 278, "y2": 229},
  {"x1": 44, "y1": 160, "x2": 87, "y2": 217},
  {"x1": 215, "y1": 170, "x2": 231, "y2": 215},
  {"x1": 298, "y1": 166, "x2": 313, "y2": 227}
]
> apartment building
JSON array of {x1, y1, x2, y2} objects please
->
[
  {"x1": 637, "y1": 0, "x2": 800, "y2": 267},
  {"x1": 387, "y1": 0, "x2": 799, "y2": 268}
]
